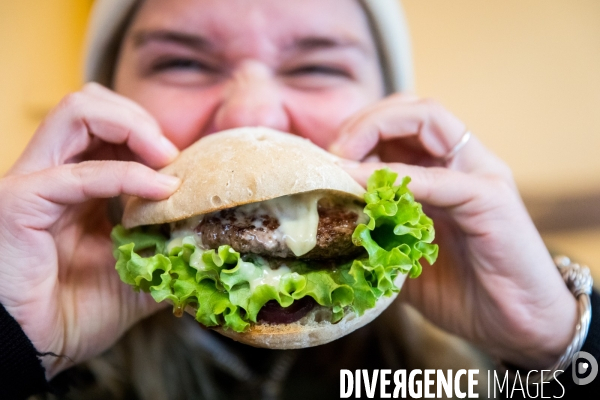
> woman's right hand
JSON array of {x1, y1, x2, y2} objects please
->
[{"x1": 0, "y1": 83, "x2": 181, "y2": 379}]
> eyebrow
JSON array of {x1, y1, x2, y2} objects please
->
[
  {"x1": 131, "y1": 30, "x2": 370, "y2": 56},
  {"x1": 132, "y1": 30, "x2": 212, "y2": 51},
  {"x1": 285, "y1": 36, "x2": 371, "y2": 55}
]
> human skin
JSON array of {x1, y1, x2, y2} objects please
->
[{"x1": 0, "y1": 0, "x2": 576, "y2": 379}]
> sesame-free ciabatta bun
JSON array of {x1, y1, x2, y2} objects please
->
[
  {"x1": 122, "y1": 127, "x2": 365, "y2": 228},
  {"x1": 208, "y1": 274, "x2": 407, "y2": 349}
]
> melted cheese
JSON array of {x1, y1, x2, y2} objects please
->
[
  {"x1": 250, "y1": 192, "x2": 321, "y2": 257},
  {"x1": 170, "y1": 192, "x2": 331, "y2": 257}
]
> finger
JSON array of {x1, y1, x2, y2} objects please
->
[
  {"x1": 56, "y1": 87, "x2": 180, "y2": 166},
  {"x1": 81, "y1": 82, "x2": 161, "y2": 125},
  {"x1": 79, "y1": 82, "x2": 181, "y2": 164},
  {"x1": 2, "y1": 162, "x2": 181, "y2": 231},
  {"x1": 329, "y1": 96, "x2": 508, "y2": 177},
  {"x1": 2, "y1": 161, "x2": 180, "y2": 230},
  {"x1": 343, "y1": 161, "x2": 477, "y2": 207},
  {"x1": 330, "y1": 96, "x2": 464, "y2": 160},
  {"x1": 345, "y1": 160, "x2": 522, "y2": 210},
  {"x1": 35, "y1": 161, "x2": 181, "y2": 205},
  {"x1": 343, "y1": 161, "x2": 528, "y2": 239},
  {"x1": 10, "y1": 86, "x2": 179, "y2": 175}
]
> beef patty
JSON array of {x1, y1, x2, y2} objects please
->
[{"x1": 195, "y1": 198, "x2": 365, "y2": 260}]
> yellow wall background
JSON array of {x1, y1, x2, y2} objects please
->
[
  {"x1": 403, "y1": 0, "x2": 600, "y2": 197},
  {"x1": 0, "y1": 0, "x2": 92, "y2": 173}
]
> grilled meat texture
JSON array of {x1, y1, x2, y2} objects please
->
[{"x1": 196, "y1": 199, "x2": 364, "y2": 259}]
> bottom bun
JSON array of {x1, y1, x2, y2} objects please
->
[{"x1": 193, "y1": 273, "x2": 407, "y2": 349}]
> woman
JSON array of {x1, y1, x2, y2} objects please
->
[{"x1": 0, "y1": 0, "x2": 597, "y2": 398}]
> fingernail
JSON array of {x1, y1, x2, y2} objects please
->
[
  {"x1": 328, "y1": 143, "x2": 343, "y2": 156},
  {"x1": 329, "y1": 135, "x2": 350, "y2": 155},
  {"x1": 363, "y1": 154, "x2": 381, "y2": 163},
  {"x1": 158, "y1": 136, "x2": 180, "y2": 161},
  {"x1": 156, "y1": 174, "x2": 181, "y2": 190}
]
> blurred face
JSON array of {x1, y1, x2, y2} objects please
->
[{"x1": 114, "y1": 0, "x2": 384, "y2": 150}]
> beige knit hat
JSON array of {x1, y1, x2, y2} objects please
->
[{"x1": 83, "y1": 0, "x2": 414, "y2": 93}]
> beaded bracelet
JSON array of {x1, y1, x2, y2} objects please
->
[{"x1": 500, "y1": 255, "x2": 593, "y2": 383}]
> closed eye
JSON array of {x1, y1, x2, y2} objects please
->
[
  {"x1": 282, "y1": 65, "x2": 349, "y2": 78},
  {"x1": 150, "y1": 57, "x2": 219, "y2": 74}
]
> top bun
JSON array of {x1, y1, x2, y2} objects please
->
[{"x1": 122, "y1": 127, "x2": 366, "y2": 228}]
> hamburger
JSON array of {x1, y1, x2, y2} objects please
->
[{"x1": 111, "y1": 127, "x2": 438, "y2": 348}]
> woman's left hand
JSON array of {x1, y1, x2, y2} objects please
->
[{"x1": 329, "y1": 93, "x2": 577, "y2": 370}]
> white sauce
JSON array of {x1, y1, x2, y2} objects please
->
[
  {"x1": 164, "y1": 236, "x2": 298, "y2": 294},
  {"x1": 233, "y1": 260, "x2": 294, "y2": 292},
  {"x1": 169, "y1": 215, "x2": 203, "y2": 238},
  {"x1": 166, "y1": 235, "x2": 207, "y2": 270},
  {"x1": 248, "y1": 265, "x2": 291, "y2": 292},
  {"x1": 166, "y1": 237, "x2": 183, "y2": 253},
  {"x1": 166, "y1": 232, "x2": 201, "y2": 253},
  {"x1": 189, "y1": 245, "x2": 205, "y2": 269}
]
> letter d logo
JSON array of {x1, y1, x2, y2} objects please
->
[{"x1": 572, "y1": 351, "x2": 598, "y2": 385}]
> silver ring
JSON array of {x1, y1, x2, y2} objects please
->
[{"x1": 442, "y1": 130, "x2": 472, "y2": 162}]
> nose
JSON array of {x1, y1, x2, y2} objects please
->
[{"x1": 213, "y1": 61, "x2": 290, "y2": 132}]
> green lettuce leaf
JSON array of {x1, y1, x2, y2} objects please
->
[{"x1": 112, "y1": 168, "x2": 438, "y2": 332}]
